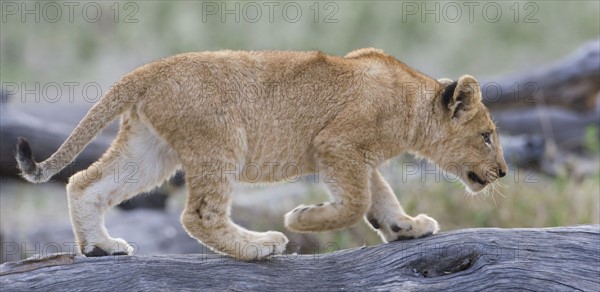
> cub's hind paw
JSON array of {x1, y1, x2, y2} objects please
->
[
  {"x1": 82, "y1": 238, "x2": 133, "y2": 257},
  {"x1": 371, "y1": 214, "x2": 439, "y2": 242},
  {"x1": 235, "y1": 231, "x2": 289, "y2": 261},
  {"x1": 84, "y1": 247, "x2": 110, "y2": 257}
]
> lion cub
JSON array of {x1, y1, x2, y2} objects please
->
[{"x1": 16, "y1": 48, "x2": 507, "y2": 260}]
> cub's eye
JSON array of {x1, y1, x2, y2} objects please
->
[{"x1": 482, "y1": 133, "x2": 492, "y2": 145}]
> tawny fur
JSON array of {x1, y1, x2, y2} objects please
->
[{"x1": 16, "y1": 48, "x2": 507, "y2": 260}]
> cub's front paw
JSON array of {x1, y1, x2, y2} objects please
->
[
  {"x1": 368, "y1": 214, "x2": 439, "y2": 242},
  {"x1": 82, "y1": 238, "x2": 134, "y2": 257}
]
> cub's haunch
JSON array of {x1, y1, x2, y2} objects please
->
[{"x1": 15, "y1": 49, "x2": 507, "y2": 260}]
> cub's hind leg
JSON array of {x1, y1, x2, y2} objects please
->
[
  {"x1": 180, "y1": 161, "x2": 288, "y2": 261},
  {"x1": 66, "y1": 117, "x2": 179, "y2": 256},
  {"x1": 365, "y1": 169, "x2": 439, "y2": 242}
]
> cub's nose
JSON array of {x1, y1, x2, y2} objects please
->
[{"x1": 498, "y1": 169, "x2": 506, "y2": 178}]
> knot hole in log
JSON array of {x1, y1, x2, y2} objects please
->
[{"x1": 407, "y1": 245, "x2": 481, "y2": 278}]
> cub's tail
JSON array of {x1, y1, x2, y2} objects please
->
[{"x1": 15, "y1": 73, "x2": 147, "y2": 183}]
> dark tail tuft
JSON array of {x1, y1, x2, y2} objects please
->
[{"x1": 16, "y1": 137, "x2": 37, "y2": 176}]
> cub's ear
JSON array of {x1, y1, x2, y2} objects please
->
[{"x1": 441, "y1": 75, "x2": 481, "y2": 121}]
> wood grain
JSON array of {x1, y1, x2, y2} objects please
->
[{"x1": 2, "y1": 225, "x2": 598, "y2": 291}]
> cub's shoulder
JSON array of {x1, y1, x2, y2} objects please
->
[{"x1": 344, "y1": 48, "x2": 388, "y2": 59}]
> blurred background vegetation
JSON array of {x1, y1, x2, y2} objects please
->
[{"x1": 1, "y1": 1, "x2": 599, "y2": 259}]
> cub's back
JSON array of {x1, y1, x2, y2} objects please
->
[{"x1": 133, "y1": 50, "x2": 365, "y2": 166}]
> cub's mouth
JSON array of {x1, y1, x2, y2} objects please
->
[{"x1": 467, "y1": 171, "x2": 487, "y2": 185}]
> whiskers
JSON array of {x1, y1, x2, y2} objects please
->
[
  {"x1": 483, "y1": 181, "x2": 507, "y2": 207},
  {"x1": 464, "y1": 180, "x2": 507, "y2": 207},
  {"x1": 494, "y1": 179, "x2": 509, "y2": 188}
]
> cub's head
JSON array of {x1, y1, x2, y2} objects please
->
[{"x1": 428, "y1": 75, "x2": 507, "y2": 193}]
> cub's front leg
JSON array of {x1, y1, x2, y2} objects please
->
[
  {"x1": 365, "y1": 169, "x2": 439, "y2": 242},
  {"x1": 284, "y1": 144, "x2": 371, "y2": 232}
]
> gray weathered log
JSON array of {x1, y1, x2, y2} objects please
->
[
  {"x1": 482, "y1": 39, "x2": 599, "y2": 112},
  {"x1": 0, "y1": 100, "x2": 174, "y2": 210},
  {"x1": 0, "y1": 100, "x2": 112, "y2": 181},
  {"x1": 1, "y1": 225, "x2": 598, "y2": 291},
  {"x1": 0, "y1": 98, "x2": 553, "y2": 178},
  {"x1": 493, "y1": 105, "x2": 599, "y2": 152}
]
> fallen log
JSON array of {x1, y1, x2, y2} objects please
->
[
  {"x1": 0, "y1": 100, "x2": 113, "y2": 182},
  {"x1": 493, "y1": 104, "x2": 599, "y2": 152},
  {"x1": 1, "y1": 225, "x2": 598, "y2": 291},
  {"x1": 482, "y1": 39, "x2": 599, "y2": 112},
  {"x1": 0, "y1": 97, "x2": 552, "y2": 178},
  {"x1": 0, "y1": 100, "x2": 175, "y2": 211}
]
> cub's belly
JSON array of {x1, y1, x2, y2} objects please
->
[{"x1": 232, "y1": 125, "x2": 315, "y2": 183}]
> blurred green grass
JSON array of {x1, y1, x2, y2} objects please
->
[
  {"x1": 297, "y1": 164, "x2": 599, "y2": 251},
  {"x1": 3, "y1": 1, "x2": 599, "y2": 84}
]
